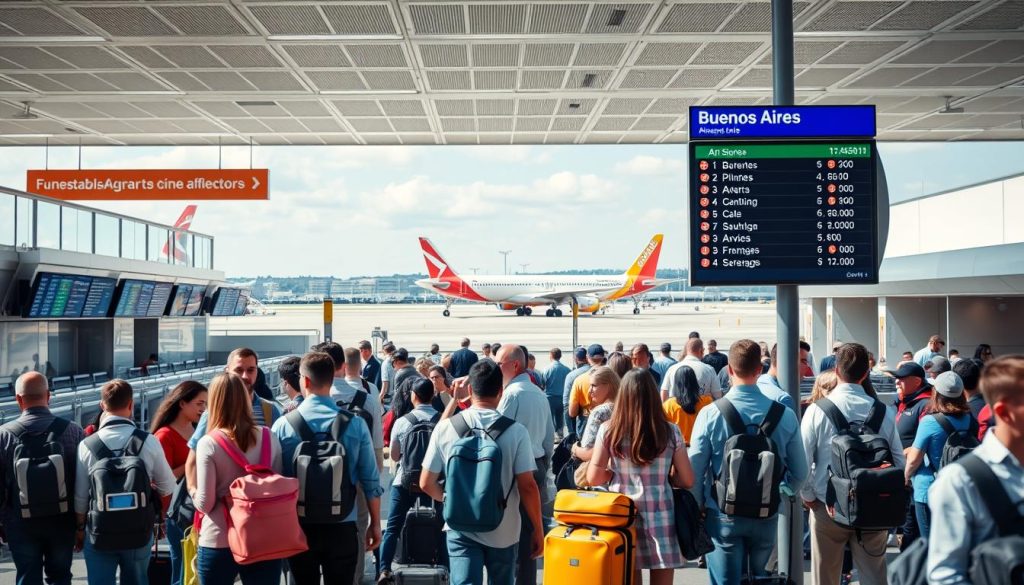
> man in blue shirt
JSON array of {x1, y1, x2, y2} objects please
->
[
  {"x1": 756, "y1": 343, "x2": 802, "y2": 412},
  {"x1": 689, "y1": 339, "x2": 808, "y2": 585},
  {"x1": 542, "y1": 348, "x2": 570, "y2": 437},
  {"x1": 448, "y1": 338, "x2": 479, "y2": 378},
  {"x1": 562, "y1": 347, "x2": 595, "y2": 436},
  {"x1": 272, "y1": 351, "x2": 382, "y2": 585},
  {"x1": 653, "y1": 342, "x2": 677, "y2": 378},
  {"x1": 913, "y1": 334, "x2": 944, "y2": 368}
]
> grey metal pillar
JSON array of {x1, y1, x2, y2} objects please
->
[{"x1": 772, "y1": 0, "x2": 803, "y2": 582}]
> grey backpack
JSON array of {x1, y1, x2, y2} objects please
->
[
  {"x1": 713, "y1": 399, "x2": 785, "y2": 519},
  {"x1": 286, "y1": 410, "x2": 356, "y2": 524},
  {"x1": 8, "y1": 418, "x2": 72, "y2": 522}
]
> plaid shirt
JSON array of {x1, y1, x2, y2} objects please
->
[{"x1": 0, "y1": 406, "x2": 85, "y2": 525}]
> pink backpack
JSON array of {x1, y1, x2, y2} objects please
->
[{"x1": 213, "y1": 428, "x2": 308, "y2": 564}]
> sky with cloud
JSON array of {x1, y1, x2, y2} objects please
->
[{"x1": 0, "y1": 141, "x2": 1021, "y2": 277}]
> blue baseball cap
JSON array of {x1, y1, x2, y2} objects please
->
[
  {"x1": 587, "y1": 344, "x2": 606, "y2": 358},
  {"x1": 574, "y1": 346, "x2": 587, "y2": 361}
]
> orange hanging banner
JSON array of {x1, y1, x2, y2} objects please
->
[{"x1": 26, "y1": 169, "x2": 269, "y2": 200}]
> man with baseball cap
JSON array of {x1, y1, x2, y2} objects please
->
[
  {"x1": 562, "y1": 346, "x2": 592, "y2": 437},
  {"x1": 885, "y1": 361, "x2": 933, "y2": 549},
  {"x1": 926, "y1": 355, "x2": 952, "y2": 380},
  {"x1": 567, "y1": 345, "x2": 607, "y2": 436},
  {"x1": 914, "y1": 335, "x2": 945, "y2": 368}
]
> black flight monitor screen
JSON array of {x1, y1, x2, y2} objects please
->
[
  {"x1": 168, "y1": 284, "x2": 192, "y2": 316},
  {"x1": 212, "y1": 287, "x2": 241, "y2": 316},
  {"x1": 113, "y1": 279, "x2": 172, "y2": 317},
  {"x1": 184, "y1": 286, "x2": 205, "y2": 317},
  {"x1": 688, "y1": 106, "x2": 878, "y2": 286},
  {"x1": 26, "y1": 273, "x2": 116, "y2": 318}
]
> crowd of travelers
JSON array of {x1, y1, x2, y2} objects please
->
[{"x1": 0, "y1": 331, "x2": 1019, "y2": 585}]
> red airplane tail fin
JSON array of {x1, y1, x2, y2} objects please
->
[
  {"x1": 164, "y1": 205, "x2": 197, "y2": 262},
  {"x1": 419, "y1": 237, "x2": 457, "y2": 279}
]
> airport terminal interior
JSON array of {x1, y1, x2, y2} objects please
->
[{"x1": 0, "y1": 0, "x2": 1023, "y2": 583}]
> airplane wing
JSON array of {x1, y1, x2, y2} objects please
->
[{"x1": 508, "y1": 285, "x2": 623, "y2": 304}]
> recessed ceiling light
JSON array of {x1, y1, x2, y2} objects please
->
[{"x1": 235, "y1": 101, "x2": 278, "y2": 107}]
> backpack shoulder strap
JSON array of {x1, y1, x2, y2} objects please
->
[
  {"x1": 211, "y1": 430, "x2": 251, "y2": 470},
  {"x1": 124, "y1": 429, "x2": 149, "y2": 457},
  {"x1": 46, "y1": 417, "x2": 70, "y2": 441},
  {"x1": 286, "y1": 410, "x2": 316, "y2": 442},
  {"x1": 451, "y1": 411, "x2": 471, "y2": 438},
  {"x1": 760, "y1": 401, "x2": 786, "y2": 437},
  {"x1": 959, "y1": 454, "x2": 1023, "y2": 536},
  {"x1": 361, "y1": 378, "x2": 370, "y2": 392},
  {"x1": 402, "y1": 411, "x2": 419, "y2": 425},
  {"x1": 258, "y1": 427, "x2": 271, "y2": 468},
  {"x1": 351, "y1": 390, "x2": 367, "y2": 409},
  {"x1": 485, "y1": 415, "x2": 515, "y2": 441},
  {"x1": 259, "y1": 399, "x2": 274, "y2": 425},
  {"x1": 430, "y1": 411, "x2": 442, "y2": 424},
  {"x1": 815, "y1": 398, "x2": 850, "y2": 433},
  {"x1": 714, "y1": 398, "x2": 746, "y2": 435},
  {"x1": 83, "y1": 433, "x2": 115, "y2": 461},
  {"x1": 6, "y1": 420, "x2": 26, "y2": 438},
  {"x1": 330, "y1": 409, "x2": 352, "y2": 441},
  {"x1": 932, "y1": 413, "x2": 955, "y2": 436},
  {"x1": 865, "y1": 399, "x2": 887, "y2": 433}
]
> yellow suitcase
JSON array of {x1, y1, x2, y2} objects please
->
[
  {"x1": 553, "y1": 489, "x2": 637, "y2": 528},
  {"x1": 543, "y1": 524, "x2": 635, "y2": 585}
]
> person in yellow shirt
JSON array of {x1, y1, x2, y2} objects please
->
[
  {"x1": 568, "y1": 344, "x2": 607, "y2": 432},
  {"x1": 663, "y1": 365, "x2": 712, "y2": 445}
]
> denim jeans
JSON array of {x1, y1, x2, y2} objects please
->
[
  {"x1": 378, "y1": 484, "x2": 446, "y2": 574},
  {"x1": 166, "y1": 517, "x2": 185, "y2": 585},
  {"x1": 914, "y1": 501, "x2": 931, "y2": 540},
  {"x1": 197, "y1": 546, "x2": 282, "y2": 585},
  {"x1": 446, "y1": 531, "x2": 517, "y2": 585},
  {"x1": 83, "y1": 535, "x2": 152, "y2": 585},
  {"x1": 6, "y1": 520, "x2": 76, "y2": 585},
  {"x1": 547, "y1": 395, "x2": 563, "y2": 436},
  {"x1": 704, "y1": 509, "x2": 778, "y2": 585}
]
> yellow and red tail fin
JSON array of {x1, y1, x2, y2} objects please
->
[
  {"x1": 419, "y1": 237, "x2": 457, "y2": 279},
  {"x1": 626, "y1": 234, "x2": 663, "y2": 280},
  {"x1": 163, "y1": 205, "x2": 197, "y2": 262}
]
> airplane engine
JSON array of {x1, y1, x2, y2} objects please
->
[{"x1": 577, "y1": 295, "x2": 602, "y2": 314}]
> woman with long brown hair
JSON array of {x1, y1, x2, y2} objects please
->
[
  {"x1": 569, "y1": 366, "x2": 620, "y2": 487},
  {"x1": 152, "y1": 380, "x2": 207, "y2": 585},
  {"x1": 588, "y1": 369, "x2": 695, "y2": 585},
  {"x1": 192, "y1": 373, "x2": 283, "y2": 584}
]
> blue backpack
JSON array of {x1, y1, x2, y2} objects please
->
[{"x1": 443, "y1": 412, "x2": 515, "y2": 533}]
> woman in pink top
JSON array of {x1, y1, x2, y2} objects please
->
[{"x1": 191, "y1": 373, "x2": 282, "y2": 585}]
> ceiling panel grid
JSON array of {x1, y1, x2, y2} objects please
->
[{"x1": 0, "y1": 0, "x2": 1019, "y2": 145}]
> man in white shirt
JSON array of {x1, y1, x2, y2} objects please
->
[
  {"x1": 661, "y1": 338, "x2": 722, "y2": 401},
  {"x1": 800, "y1": 343, "x2": 904, "y2": 585},
  {"x1": 74, "y1": 380, "x2": 175, "y2": 583},
  {"x1": 496, "y1": 344, "x2": 555, "y2": 585},
  {"x1": 420, "y1": 360, "x2": 543, "y2": 585},
  {"x1": 927, "y1": 355, "x2": 1024, "y2": 585}
]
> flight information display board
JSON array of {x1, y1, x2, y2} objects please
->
[
  {"x1": 168, "y1": 285, "x2": 191, "y2": 316},
  {"x1": 112, "y1": 279, "x2": 172, "y2": 317},
  {"x1": 184, "y1": 286, "x2": 205, "y2": 317},
  {"x1": 688, "y1": 106, "x2": 879, "y2": 286},
  {"x1": 25, "y1": 273, "x2": 117, "y2": 318},
  {"x1": 211, "y1": 287, "x2": 241, "y2": 316}
]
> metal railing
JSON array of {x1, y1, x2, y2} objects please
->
[{"x1": 0, "y1": 185, "x2": 214, "y2": 269}]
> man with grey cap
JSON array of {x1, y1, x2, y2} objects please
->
[
  {"x1": 0, "y1": 372, "x2": 86, "y2": 585},
  {"x1": 885, "y1": 360, "x2": 934, "y2": 550},
  {"x1": 902, "y1": 371, "x2": 978, "y2": 539},
  {"x1": 926, "y1": 355, "x2": 951, "y2": 381}
]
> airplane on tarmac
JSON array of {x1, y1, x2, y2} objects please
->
[
  {"x1": 162, "y1": 204, "x2": 197, "y2": 263},
  {"x1": 415, "y1": 234, "x2": 677, "y2": 317}
]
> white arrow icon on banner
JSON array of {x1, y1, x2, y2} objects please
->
[{"x1": 252, "y1": 177, "x2": 260, "y2": 190}]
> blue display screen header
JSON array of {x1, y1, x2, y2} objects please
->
[{"x1": 689, "y1": 105, "x2": 876, "y2": 139}]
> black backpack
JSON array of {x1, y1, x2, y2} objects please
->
[
  {"x1": 8, "y1": 418, "x2": 72, "y2": 522},
  {"x1": 84, "y1": 420, "x2": 156, "y2": 550},
  {"x1": 399, "y1": 411, "x2": 441, "y2": 492},
  {"x1": 889, "y1": 454, "x2": 1024, "y2": 585},
  {"x1": 338, "y1": 386, "x2": 374, "y2": 434},
  {"x1": 167, "y1": 476, "x2": 195, "y2": 528},
  {"x1": 286, "y1": 410, "x2": 356, "y2": 524},
  {"x1": 932, "y1": 413, "x2": 980, "y2": 470},
  {"x1": 818, "y1": 398, "x2": 906, "y2": 530},
  {"x1": 713, "y1": 399, "x2": 786, "y2": 519}
]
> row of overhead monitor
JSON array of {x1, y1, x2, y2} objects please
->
[{"x1": 24, "y1": 272, "x2": 249, "y2": 319}]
